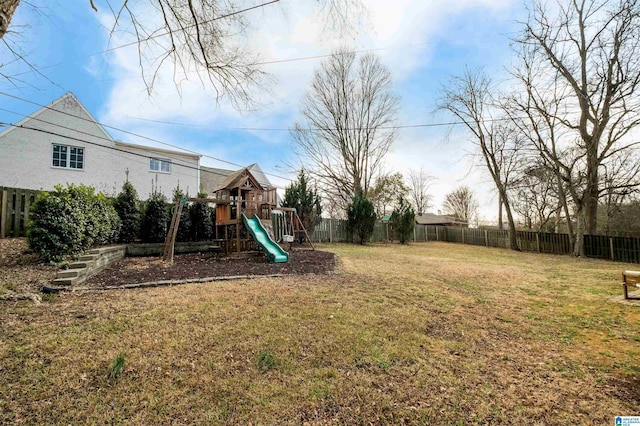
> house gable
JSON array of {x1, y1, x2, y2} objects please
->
[
  {"x1": 0, "y1": 92, "x2": 200, "y2": 199},
  {"x1": 0, "y1": 92, "x2": 115, "y2": 146}
]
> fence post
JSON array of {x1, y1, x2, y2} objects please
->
[
  {"x1": 610, "y1": 237, "x2": 615, "y2": 261},
  {"x1": 484, "y1": 229, "x2": 488, "y2": 247},
  {"x1": 0, "y1": 189, "x2": 6, "y2": 239},
  {"x1": 462, "y1": 228, "x2": 465, "y2": 244},
  {"x1": 436, "y1": 227, "x2": 439, "y2": 241},
  {"x1": 536, "y1": 233, "x2": 540, "y2": 253},
  {"x1": 329, "y1": 219, "x2": 333, "y2": 243},
  {"x1": 424, "y1": 225, "x2": 428, "y2": 242},
  {"x1": 413, "y1": 227, "x2": 416, "y2": 242},
  {"x1": 23, "y1": 194, "x2": 31, "y2": 237}
]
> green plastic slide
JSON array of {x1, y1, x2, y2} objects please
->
[{"x1": 242, "y1": 213, "x2": 289, "y2": 263}]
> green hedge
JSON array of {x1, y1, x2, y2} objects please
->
[{"x1": 27, "y1": 184, "x2": 121, "y2": 262}]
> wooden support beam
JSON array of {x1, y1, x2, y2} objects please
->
[
  {"x1": 13, "y1": 191, "x2": 21, "y2": 238},
  {"x1": 188, "y1": 197, "x2": 230, "y2": 204},
  {"x1": 0, "y1": 189, "x2": 7, "y2": 239},
  {"x1": 161, "y1": 200, "x2": 183, "y2": 264},
  {"x1": 294, "y1": 211, "x2": 314, "y2": 250},
  {"x1": 23, "y1": 195, "x2": 32, "y2": 236}
]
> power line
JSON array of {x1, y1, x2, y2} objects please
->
[
  {"x1": 2, "y1": 121, "x2": 288, "y2": 190},
  {"x1": 9, "y1": 0, "x2": 281, "y2": 79},
  {"x1": 0, "y1": 91, "x2": 292, "y2": 182},
  {"x1": 112, "y1": 114, "x2": 515, "y2": 131},
  {"x1": 1, "y1": 89, "x2": 585, "y2": 135},
  {"x1": 0, "y1": 106, "x2": 212, "y2": 177}
]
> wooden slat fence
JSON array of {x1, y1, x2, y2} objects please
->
[
  {"x1": 313, "y1": 218, "x2": 349, "y2": 242},
  {"x1": 311, "y1": 219, "x2": 640, "y2": 264},
  {"x1": 5, "y1": 196, "x2": 640, "y2": 264},
  {"x1": 0, "y1": 187, "x2": 40, "y2": 238}
]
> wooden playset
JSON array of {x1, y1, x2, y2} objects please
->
[{"x1": 161, "y1": 166, "x2": 312, "y2": 264}]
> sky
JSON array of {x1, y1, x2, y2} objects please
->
[{"x1": 0, "y1": 0, "x2": 526, "y2": 222}]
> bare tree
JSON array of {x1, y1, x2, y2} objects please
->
[
  {"x1": 600, "y1": 150, "x2": 640, "y2": 234},
  {"x1": 368, "y1": 172, "x2": 408, "y2": 218},
  {"x1": 0, "y1": 0, "x2": 19, "y2": 40},
  {"x1": 1, "y1": 0, "x2": 367, "y2": 108},
  {"x1": 292, "y1": 49, "x2": 399, "y2": 208},
  {"x1": 518, "y1": 0, "x2": 640, "y2": 235},
  {"x1": 439, "y1": 68, "x2": 522, "y2": 251},
  {"x1": 506, "y1": 52, "x2": 583, "y2": 252},
  {"x1": 442, "y1": 186, "x2": 479, "y2": 225},
  {"x1": 509, "y1": 164, "x2": 560, "y2": 231},
  {"x1": 407, "y1": 167, "x2": 433, "y2": 215}
]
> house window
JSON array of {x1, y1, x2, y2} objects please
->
[
  {"x1": 52, "y1": 144, "x2": 84, "y2": 170},
  {"x1": 150, "y1": 158, "x2": 171, "y2": 173}
]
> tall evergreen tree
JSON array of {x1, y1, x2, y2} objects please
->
[
  {"x1": 141, "y1": 191, "x2": 169, "y2": 243},
  {"x1": 190, "y1": 192, "x2": 214, "y2": 241},
  {"x1": 390, "y1": 196, "x2": 415, "y2": 244},
  {"x1": 282, "y1": 170, "x2": 322, "y2": 240},
  {"x1": 113, "y1": 179, "x2": 141, "y2": 243},
  {"x1": 346, "y1": 191, "x2": 376, "y2": 245}
]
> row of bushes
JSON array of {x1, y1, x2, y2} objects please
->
[
  {"x1": 27, "y1": 182, "x2": 216, "y2": 262},
  {"x1": 134, "y1": 187, "x2": 216, "y2": 244},
  {"x1": 347, "y1": 191, "x2": 414, "y2": 244}
]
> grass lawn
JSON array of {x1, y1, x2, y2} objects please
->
[{"x1": 1, "y1": 242, "x2": 639, "y2": 424}]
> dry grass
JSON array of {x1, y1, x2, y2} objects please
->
[
  {"x1": 1, "y1": 242, "x2": 639, "y2": 424},
  {"x1": 0, "y1": 238, "x2": 57, "y2": 296}
]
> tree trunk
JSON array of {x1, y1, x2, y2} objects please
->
[
  {"x1": 584, "y1": 155, "x2": 599, "y2": 235},
  {"x1": 0, "y1": 0, "x2": 20, "y2": 40},
  {"x1": 503, "y1": 197, "x2": 520, "y2": 251},
  {"x1": 498, "y1": 195, "x2": 503, "y2": 230},
  {"x1": 573, "y1": 208, "x2": 586, "y2": 257},
  {"x1": 556, "y1": 177, "x2": 575, "y2": 248},
  {"x1": 563, "y1": 201, "x2": 575, "y2": 249}
]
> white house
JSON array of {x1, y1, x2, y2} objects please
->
[{"x1": 0, "y1": 93, "x2": 200, "y2": 199}]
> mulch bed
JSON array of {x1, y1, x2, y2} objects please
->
[{"x1": 82, "y1": 249, "x2": 336, "y2": 288}]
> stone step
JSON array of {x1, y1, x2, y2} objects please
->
[
  {"x1": 57, "y1": 269, "x2": 83, "y2": 279},
  {"x1": 52, "y1": 277, "x2": 78, "y2": 286},
  {"x1": 78, "y1": 254, "x2": 98, "y2": 261},
  {"x1": 69, "y1": 260, "x2": 93, "y2": 269}
]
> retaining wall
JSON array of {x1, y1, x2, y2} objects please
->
[
  {"x1": 53, "y1": 245, "x2": 127, "y2": 286},
  {"x1": 52, "y1": 241, "x2": 223, "y2": 287}
]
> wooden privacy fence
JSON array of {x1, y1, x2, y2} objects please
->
[
  {"x1": 0, "y1": 187, "x2": 40, "y2": 238},
  {"x1": 311, "y1": 218, "x2": 640, "y2": 264}
]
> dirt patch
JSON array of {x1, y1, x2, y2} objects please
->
[
  {"x1": 0, "y1": 238, "x2": 57, "y2": 296},
  {"x1": 82, "y1": 249, "x2": 336, "y2": 288}
]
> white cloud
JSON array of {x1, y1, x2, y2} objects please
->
[{"x1": 94, "y1": 0, "x2": 517, "y2": 220}]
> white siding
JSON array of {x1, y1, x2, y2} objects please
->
[
  {"x1": 115, "y1": 143, "x2": 200, "y2": 199},
  {"x1": 0, "y1": 93, "x2": 199, "y2": 200}
]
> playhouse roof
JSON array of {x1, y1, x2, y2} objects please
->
[{"x1": 215, "y1": 166, "x2": 265, "y2": 192}]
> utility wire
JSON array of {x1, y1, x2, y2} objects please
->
[
  {"x1": 2, "y1": 121, "x2": 288, "y2": 189},
  {"x1": 111, "y1": 114, "x2": 517, "y2": 131},
  {"x1": 9, "y1": 0, "x2": 282, "y2": 79},
  {"x1": 0, "y1": 106, "x2": 214, "y2": 178},
  {"x1": 0, "y1": 91, "x2": 292, "y2": 182},
  {"x1": 0, "y1": 90, "x2": 585, "y2": 134}
]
